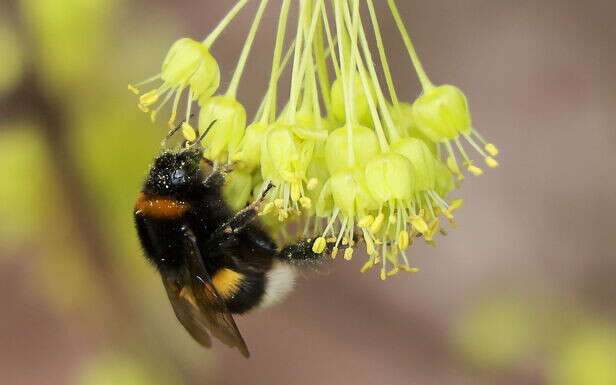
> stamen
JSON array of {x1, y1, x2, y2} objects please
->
[
  {"x1": 334, "y1": 216, "x2": 349, "y2": 250},
  {"x1": 444, "y1": 140, "x2": 463, "y2": 180},
  {"x1": 370, "y1": 211, "x2": 385, "y2": 234},
  {"x1": 151, "y1": 88, "x2": 176, "y2": 122},
  {"x1": 358, "y1": 215, "x2": 374, "y2": 228},
  {"x1": 168, "y1": 87, "x2": 183, "y2": 128},
  {"x1": 464, "y1": 134, "x2": 488, "y2": 158},
  {"x1": 299, "y1": 196, "x2": 312, "y2": 208},
  {"x1": 398, "y1": 230, "x2": 409, "y2": 250},
  {"x1": 485, "y1": 157, "x2": 499, "y2": 168},
  {"x1": 485, "y1": 143, "x2": 499, "y2": 156},
  {"x1": 344, "y1": 247, "x2": 354, "y2": 260},
  {"x1": 182, "y1": 122, "x2": 197, "y2": 142},
  {"x1": 140, "y1": 90, "x2": 160, "y2": 106},
  {"x1": 133, "y1": 73, "x2": 162, "y2": 88},
  {"x1": 312, "y1": 237, "x2": 327, "y2": 253}
]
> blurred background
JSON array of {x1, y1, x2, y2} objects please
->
[{"x1": 1, "y1": 0, "x2": 615, "y2": 384}]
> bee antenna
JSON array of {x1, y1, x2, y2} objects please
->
[
  {"x1": 189, "y1": 120, "x2": 218, "y2": 149},
  {"x1": 161, "y1": 114, "x2": 196, "y2": 148}
]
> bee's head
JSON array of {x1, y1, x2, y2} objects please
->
[{"x1": 143, "y1": 147, "x2": 204, "y2": 198}]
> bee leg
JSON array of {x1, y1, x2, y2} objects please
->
[
  {"x1": 279, "y1": 239, "x2": 328, "y2": 266},
  {"x1": 214, "y1": 183, "x2": 275, "y2": 235},
  {"x1": 202, "y1": 161, "x2": 237, "y2": 190}
]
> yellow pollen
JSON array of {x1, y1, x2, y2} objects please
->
[
  {"x1": 380, "y1": 270, "x2": 387, "y2": 280},
  {"x1": 291, "y1": 183, "x2": 301, "y2": 202},
  {"x1": 365, "y1": 235, "x2": 376, "y2": 255},
  {"x1": 307, "y1": 178, "x2": 319, "y2": 191},
  {"x1": 299, "y1": 197, "x2": 312, "y2": 209},
  {"x1": 387, "y1": 267, "x2": 401, "y2": 277},
  {"x1": 398, "y1": 231, "x2": 409, "y2": 250},
  {"x1": 168, "y1": 119, "x2": 177, "y2": 130},
  {"x1": 485, "y1": 143, "x2": 499, "y2": 156},
  {"x1": 370, "y1": 213, "x2": 385, "y2": 234},
  {"x1": 344, "y1": 247, "x2": 354, "y2": 260},
  {"x1": 409, "y1": 216, "x2": 428, "y2": 234},
  {"x1": 312, "y1": 237, "x2": 326, "y2": 253},
  {"x1": 358, "y1": 215, "x2": 374, "y2": 228},
  {"x1": 360, "y1": 260, "x2": 374, "y2": 273},
  {"x1": 150, "y1": 111, "x2": 158, "y2": 122},
  {"x1": 274, "y1": 199, "x2": 284, "y2": 209},
  {"x1": 400, "y1": 265, "x2": 420, "y2": 273},
  {"x1": 128, "y1": 84, "x2": 140, "y2": 95},
  {"x1": 138, "y1": 104, "x2": 149, "y2": 113},
  {"x1": 259, "y1": 202, "x2": 274, "y2": 216},
  {"x1": 182, "y1": 122, "x2": 197, "y2": 141},
  {"x1": 449, "y1": 198, "x2": 463, "y2": 212},
  {"x1": 331, "y1": 247, "x2": 339, "y2": 259},
  {"x1": 277, "y1": 210, "x2": 289, "y2": 221},
  {"x1": 139, "y1": 90, "x2": 159, "y2": 106},
  {"x1": 468, "y1": 164, "x2": 484, "y2": 176},
  {"x1": 446, "y1": 156, "x2": 461, "y2": 174},
  {"x1": 485, "y1": 157, "x2": 499, "y2": 168},
  {"x1": 374, "y1": 255, "x2": 381, "y2": 264}
]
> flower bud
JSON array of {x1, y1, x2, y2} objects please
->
[
  {"x1": 294, "y1": 110, "x2": 331, "y2": 140},
  {"x1": 315, "y1": 178, "x2": 334, "y2": 217},
  {"x1": 260, "y1": 123, "x2": 313, "y2": 183},
  {"x1": 389, "y1": 102, "x2": 414, "y2": 137},
  {"x1": 198, "y1": 96, "x2": 246, "y2": 161},
  {"x1": 162, "y1": 38, "x2": 220, "y2": 102},
  {"x1": 329, "y1": 171, "x2": 377, "y2": 218},
  {"x1": 364, "y1": 153, "x2": 415, "y2": 204},
  {"x1": 331, "y1": 72, "x2": 373, "y2": 126},
  {"x1": 391, "y1": 138, "x2": 436, "y2": 192},
  {"x1": 222, "y1": 170, "x2": 253, "y2": 211},
  {"x1": 412, "y1": 84, "x2": 472, "y2": 142},
  {"x1": 325, "y1": 125, "x2": 380, "y2": 174}
]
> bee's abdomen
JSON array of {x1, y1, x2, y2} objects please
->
[{"x1": 213, "y1": 268, "x2": 266, "y2": 314}]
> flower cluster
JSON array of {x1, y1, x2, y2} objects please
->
[{"x1": 129, "y1": 0, "x2": 500, "y2": 280}]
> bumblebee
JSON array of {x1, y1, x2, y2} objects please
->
[{"x1": 134, "y1": 122, "x2": 324, "y2": 358}]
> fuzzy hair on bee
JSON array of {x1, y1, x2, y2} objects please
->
[{"x1": 134, "y1": 122, "x2": 327, "y2": 358}]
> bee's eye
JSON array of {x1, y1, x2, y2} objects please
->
[{"x1": 171, "y1": 169, "x2": 186, "y2": 185}]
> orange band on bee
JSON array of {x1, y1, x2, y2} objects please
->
[{"x1": 134, "y1": 193, "x2": 190, "y2": 219}]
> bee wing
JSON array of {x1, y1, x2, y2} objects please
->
[
  {"x1": 161, "y1": 274, "x2": 213, "y2": 348},
  {"x1": 181, "y1": 225, "x2": 250, "y2": 358}
]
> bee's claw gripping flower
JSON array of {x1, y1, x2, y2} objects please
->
[
  {"x1": 130, "y1": 37, "x2": 220, "y2": 127},
  {"x1": 129, "y1": 0, "x2": 500, "y2": 280}
]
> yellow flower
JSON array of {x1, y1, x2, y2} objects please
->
[
  {"x1": 197, "y1": 96, "x2": 246, "y2": 162},
  {"x1": 412, "y1": 84, "x2": 499, "y2": 178},
  {"x1": 127, "y1": 0, "x2": 500, "y2": 281},
  {"x1": 129, "y1": 38, "x2": 220, "y2": 128}
]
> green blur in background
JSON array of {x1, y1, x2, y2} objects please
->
[{"x1": 1, "y1": 1, "x2": 615, "y2": 385}]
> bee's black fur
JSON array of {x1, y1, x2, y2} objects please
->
[{"x1": 135, "y1": 147, "x2": 323, "y2": 315}]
